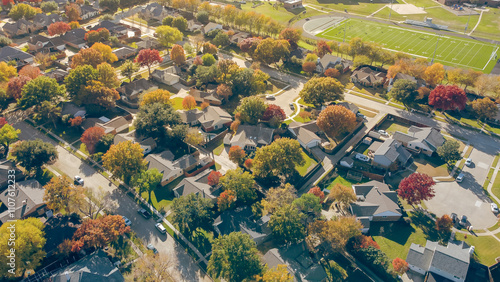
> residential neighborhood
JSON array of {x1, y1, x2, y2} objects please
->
[{"x1": 0, "y1": 0, "x2": 500, "y2": 281}]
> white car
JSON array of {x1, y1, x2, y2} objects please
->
[
  {"x1": 147, "y1": 243, "x2": 158, "y2": 254},
  {"x1": 155, "y1": 223, "x2": 167, "y2": 234},
  {"x1": 456, "y1": 172, "x2": 465, "y2": 183},
  {"x1": 121, "y1": 216, "x2": 131, "y2": 226},
  {"x1": 465, "y1": 158, "x2": 472, "y2": 167},
  {"x1": 355, "y1": 153, "x2": 370, "y2": 162},
  {"x1": 265, "y1": 95, "x2": 275, "y2": 100},
  {"x1": 491, "y1": 203, "x2": 499, "y2": 213},
  {"x1": 74, "y1": 176, "x2": 84, "y2": 185},
  {"x1": 378, "y1": 130, "x2": 389, "y2": 137}
]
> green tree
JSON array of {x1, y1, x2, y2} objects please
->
[
  {"x1": 437, "y1": 140, "x2": 461, "y2": 166},
  {"x1": 202, "y1": 53, "x2": 216, "y2": 66},
  {"x1": 0, "y1": 218, "x2": 46, "y2": 278},
  {"x1": 254, "y1": 38, "x2": 290, "y2": 67},
  {"x1": 33, "y1": 101, "x2": 62, "y2": 128},
  {"x1": 292, "y1": 193, "x2": 322, "y2": 216},
  {"x1": 18, "y1": 76, "x2": 66, "y2": 109},
  {"x1": 299, "y1": 77, "x2": 345, "y2": 108},
  {"x1": 0, "y1": 124, "x2": 20, "y2": 156},
  {"x1": 78, "y1": 80, "x2": 120, "y2": 110},
  {"x1": 134, "y1": 103, "x2": 182, "y2": 140},
  {"x1": 231, "y1": 68, "x2": 254, "y2": 96},
  {"x1": 102, "y1": 140, "x2": 147, "y2": 184},
  {"x1": 99, "y1": 0, "x2": 119, "y2": 13},
  {"x1": 132, "y1": 168, "x2": 162, "y2": 194},
  {"x1": 208, "y1": 232, "x2": 263, "y2": 281},
  {"x1": 389, "y1": 79, "x2": 418, "y2": 109},
  {"x1": 261, "y1": 184, "x2": 297, "y2": 215},
  {"x1": 97, "y1": 62, "x2": 120, "y2": 88},
  {"x1": 65, "y1": 65, "x2": 99, "y2": 98},
  {"x1": 253, "y1": 138, "x2": 305, "y2": 179},
  {"x1": 195, "y1": 65, "x2": 218, "y2": 85},
  {"x1": 9, "y1": 3, "x2": 38, "y2": 20},
  {"x1": 269, "y1": 204, "x2": 305, "y2": 243},
  {"x1": 155, "y1": 25, "x2": 183, "y2": 53},
  {"x1": 41, "y1": 1, "x2": 58, "y2": 13},
  {"x1": 171, "y1": 193, "x2": 214, "y2": 232},
  {"x1": 353, "y1": 55, "x2": 371, "y2": 68},
  {"x1": 235, "y1": 96, "x2": 266, "y2": 125},
  {"x1": 121, "y1": 60, "x2": 139, "y2": 82},
  {"x1": 172, "y1": 16, "x2": 188, "y2": 31},
  {"x1": 196, "y1": 11, "x2": 209, "y2": 24},
  {"x1": 213, "y1": 32, "x2": 230, "y2": 47},
  {"x1": 12, "y1": 139, "x2": 58, "y2": 174},
  {"x1": 220, "y1": 168, "x2": 256, "y2": 203}
]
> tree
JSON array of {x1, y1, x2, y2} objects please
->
[
  {"x1": 121, "y1": 60, "x2": 139, "y2": 82},
  {"x1": 302, "y1": 61, "x2": 316, "y2": 75},
  {"x1": 171, "y1": 193, "x2": 214, "y2": 231},
  {"x1": 350, "y1": 235, "x2": 380, "y2": 250},
  {"x1": 202, "y1": 42, "x2": 218, "y2": 54},
  {"x1": 244, "y1": 158, "x2": 253, "y2": 170},
  {"x1": 79, "y1": 80, "x2": 120, "y2": 110},
  {"x1": 257, "y1": 265, "x2": 293, "y2": 282},
  {"x1": 71, "y1": 215, "x2": 130, "y2": 252},
  {"x1": 0, "y1": 118, "x2": 6, "y2": 128},
  {"x1": 305, "y1": 53, "x2": 318, "y2": 63},
  {"x1": 0, "y1": 36, "x2": 12, "y2": 47},
  {"x1": 269, "y1": 204, "x2": 306, "y2": 243},
  {"x1": 0, "y1": 124, "x2": 20, "y2": 156},
  {"x1": 97, "y1": 62, "x2": 120, "y2": 88},
  {"x1": 7, "y1": 76, "x2": 30, "y2": 100},
  {"x1": 239, "y1": 37, "x2": 261, "y2": 57},
  {"x1": 12, "y1": 139, "x2": 58, "y2": 174},
  {"x1": 299, "y1": 77, "x2": 345, "y2": 107},
  {"x1": 292, "y1": 193, "x2": 322, "y2": 216},
  {"x1": 262, "y1": 104, "x2": 286, "y2": 125},
  {"x1": 231, "y1": 68, "x2": 253, "y2": 96},
  {"x1": 35, "y1": 52, "x2": 51, "y2": 70},
  {"x1": 423, "y1": 63, "x2": 445, "y2": 87},
  {"x1": 72, "y1": 186, "x2": 115, "y2": 220},
  {"x1": 19, "y1": 65, "x2": 41, "y2": 79},
  {"x1": 254, "y1": 38, "x2": 290, "y2": 67},
  {"x1": 474, "y1": 75, "x2": 499, "y2": 96},
  {"x1": 228, "y1": 145, "x2": 246, "y2": 165},
  {"x1": 102, "y1": 140, "x2": 147, "y2": 184},
  {"x1": 66, "y1": 3, "x2": 81, "y2": 21},
  {"x1": 308, "y1": 187, "x2": 325, "y2": 202},
  {"x1": 64, "y1": 65, "x2": 99, "y2": 98},
  {"x1": 195, "y1": 65, "x2": 218, "y2": 85},
  {"x1": 69, "y1": 21, "x2": 80, "y2": 29},
  {"x1": 307, "y1": 216, "x2": 362, "y2": 253},
  {"x1": 389, "y1": 79, "x2": 419, "y2": 109},
  {"x1": 279, "y1": 27, "x2": 301, "y2": 48},
  {"x1": 220, "y1": 168, "x2": 256, "y2": 203},
  {"x1": 329, "y1": 183, "x2": 356, "y2": 211},
  {"x1": 91, "y1": 42, "x2": 117, "y2": 64},
  {"x1": 172, "y1": 16, "x2": 188, "y2": 31},
  {"x1": 155, "y1": 25, "x2": 183, "y2": 53},
  {"x1": 132, "y1": 168, "x2": 162, "y2": 194},
  {"x1": 196, "y1": 10, "x2": 209, "y2": 24},
  {"x1": 218, "y1": 190, "x2": 236, "y2": 211},
  {"x1": 184, "y1": 127, "x2": 203, "y2": 149},
  {"x1": 18, "y1": 76, "x2": 65, "y2": 109},
  {"x1": 9, "y1": 3, "x2": 38, "y2": 20},
  {"x1": 0, "y1": 62, "x2": 17, "y2": 82},
  {"x1": 208, "y1": 232, "x2": 263, "y2": 281},
  {"x1": 213, "y1": 31, "x2": 230, "y2": 47},
  {"x1": 317, "y1": 105, "x2": 357, "y2": 141},
  {"x1": 472, "y1": 98, "x2": 498, "y2": 120},
  {"x1": 316, "y1": 40, "x2": 332, "y2": 57},
  {"x1": 236, "y1": 96, "x2": 266, "y2": 124},
  {"x1": 208, "y1": 171, "x2": 222, "y2": 186},
  {"x1": 0, "y1": 218, "x2": 46, "y2": 278},
  {"x1": 141, "y1": 89, "x2": 171, "y2": 106},
  {"x1": 437, "y1": 140, "x2": 461, "y2": 166},
  {"x1": 81, "y1": 126, "x2": 105, "y2": 154},
  {"x1": 128, "y1": 253, "x2": 172, "y2": 281},
  {"x1": 217, "y1": 84, "x2": 232, "y2": 100},
  {"x1": 41, "y1": 1, "x2": 58, "y2": 13},
  {"x1": 182, "y1": 95, "x2": 197, "y2": 110},
  {"x1": 429, "y1": 85, "x2": 467, "y2": 111},
  {"x1": 70, "y1": 48, "x2": 104, "y2": 69},
  {"x1": 134, "y1": 103, "x2": 182, "y2": 140},
  {"x1": 398, "y1": 172, "x2": 436, "y2": 206},
  {"x1": 253, "y1": 138, "x2": 305, "y2": 179},
  {"x1": 33, "y1": 101, "x2": 61, "y2": 129},
  {"x1": 170, "y1": 44, "x2": 186, "y2": 65},
  {"x1": 353, "y1": 55, "x2": 371, "y2": 68},
  {"x1": 48, "y1": 21, "x2": 71, "y2": 36},
  {"x1": 392, "y1": 258, "x2": 409, "y2": 275},
  {"x1": 324, "y1": 68, "x2": 340, "y2": 78},
  {"x1": 436, "y1": 214, "x2": 453, "y2": 233},
  {"x1": 261, "y1": 184, "x2": 297, "y2": 215},
  {"x1": 202, "y1": 53, "x2": 216, "y2": 66},
  {"x1": 135, "y1": 49, "x2": 163, "y2": 76},
  {"x1": 99, "y1": 0, "x2": 119, "y2": 13},
  {"x1": 43, "y1": 176, "x2": 74, "y2": 213}
]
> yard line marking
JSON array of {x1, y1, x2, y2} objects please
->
[
  {"x1": 458, "y1": 42, "x2": 480, "y2": 66},
  {"x1": 482, "y1": 46, "x2": 499, "y2": 70}
]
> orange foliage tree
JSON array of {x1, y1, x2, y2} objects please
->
[
  {"x1": 182, "y1": 95, "x2": 197, "y2": 110},
  {"x1": 316, "y1": 105, "x2": 357, "y2": 142},
  {"x1": 392, "y1": 258, "x2": 409, "y2": 275},
  {"x1": 80, "y1": 126, "x2": 105, "y2": 154},
  {"x1": 48, "y1": 21, "x2": 71, "y2": 36}
]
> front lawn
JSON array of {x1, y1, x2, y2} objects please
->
[
  {"x1": 213, "y1": 144, "x2": 224, "y2": 156},
  {"x1": 139, "y1": 177, "x2": 182, "y2": 213},
  {"x1": 326, "y1": 175, "x2": 357, "y2": 190},
  {"x1": 455, "y1": 233, "x2": 500, "y2": 266},
  {"x1": 412, "y1": 155, "x2": 449, "y2": 178},
  {"x1": 170, "y1": 97, "x2": 202, "y2": 111},
  {"x1": 492, "y1": 173, "x2": 500, "y2": 201},
  {"x1": 377, "y1": 120, "x2": 409, "y2": 135},
  {"x1": 42, "y1": 122, "x2": 82, "y2": 144},
  {"x1": 296, "y1": 150, "x2": 317, "y2": 177}
]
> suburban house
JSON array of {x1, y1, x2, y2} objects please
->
[
  {"x1": 0, "y1": 180, "x2": 47, "y2": 225},
  {"x1": 350, "y1": 180, "x2": 402, "y2": 233},
  {"x1": 173, "y1": 169, "x2": 221, "y2": 201},
  {"x1": 229, "y1": 124, "x2": 275, "y2": 151},
  {"x1": 203, "y1": 22, "x2": 223, "y2": 34},
  {"x1": 49, "y1": 249, "x2": 124, "y2": 281},
  {"x1": 139, "y1": 3, "x2": 172, "y2": 22},
  {"x1": 2, "y1": 19, "x2": 34, "y2": 37},
  {"x1": 340, "y1": 156, "x2": 354, "y2": 168},
  {"x1": 263, "y1": 242, "x2": 328, "y2": 282},
  {"x1": 90, "y1": 20, "x2": 140, "y2": 38},
  {"x1": 336, "y1": 101, "x2": 359, "y2": 115},
  {"x1": 112, "y1": 46, "x2": 137, "y2": 61},
  {"x1": 27, "y1": 35, "x2": 66, "y2": 54},
  {"x1": 197, "y1": 106, "x2": 233, "y2": 132},
  {"x1": 80, "y1": 5, "x2": 100, "y2": 20},
  {"x1": 117, "y1": 78, "x2": 158, "y2": 108},
  {"x1": 0, "y1": 159, "x2": 24, "y2": 191},
  {"x1": 351, "y1": 66, "x2": 387, "y2": 87},
  {"x1": 82, "y1": 116, "x2": 130, "y2": 135},
  {"x1": 187, "y1": 20, "x2": 203, "y2": 32},
  {"x1": 61, "y1": 102, "x2": 86, "y2": 118},
  {"x1": 368, "y1": 139, "x2": 413, "y2": 170},
  {"x1": 178, "y1": 109, "x2": 204, "y2": 126},
  {"x1": 288, "y1": 121, "x2": 322, "y2": 149},
  {"x1": 393, "y1": 126, "x2": 445, "y2": 157},
  {"x1": 316, "y1": 54, "x2": 352, "y2": 73},
  {"x1": 151, "y1": 66, "x2": 180, "y2": 85},
  {"x1": 46, "y1": 69, "x2": 69, "y2": 83},
  {"x1": 189, "y1": 87, "x2": 223, "y2": 105},
  {"x1": 0, "y1": 46, "x2": 34, "y2": 67},
  {"x1": 406, "y1": 240, "x2": 473, "y2": 282},
  {"x1": 136, "y1": 36, "x2": 160, "y2": 50},
  {"x1": 386, "y1": 72, "x2": 426, "y2": 91},
  {"x1": 32, "y1": 13, "x2": 64, "y2": 31},
  {"x1": 213, "y1": 206, "x2": 271, "y2": 245},
  {"x1": 61, "y1": 28, "x2": 88, "y2": 49},
  {"x1": 114, "y1": 130, "x2": 157, "y2": 155},
  {"x1": 283, "y1": 0, "x2": 303, "y2": 9},
  {"x1": 229, "y1": 31, "x2": 250, "y2": 45}
]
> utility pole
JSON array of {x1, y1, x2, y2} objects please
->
[
  {"x1": 343, "y1": 20, "x2": 347, "y2": 43},
  {"x1": 389, "y1": 0, "x2": 393, "y2": 21},
  {"x1": 431, "y1": 34, "x2": 441, "y2": 64}
]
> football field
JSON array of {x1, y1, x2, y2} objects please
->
[{"x1": 315, "y1": 18, "x2": 499, "y2": 73}]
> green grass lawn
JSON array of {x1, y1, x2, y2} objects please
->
[
  {"x1": 492, "y1": 173, "x2": 500, "y2": 202},
  {"x1": 213, "y1": 144, "x2": 225, "y2": 156},
  {"x1": 412, "y1": 155, "x2": 449, "y2": 177},
  {"x1": 37, "y1": 169, "x2": 56, "y2": 185},
  {"x1": 316, "y1": 18, "x2": 499, "y2": 72},
  {"x1": 326, "y1": 175, "x2": 356, "y2": 190},
  {"x1": 304, "y1": 0, "x2": 398, "y2": 16},
  {"x1": 296, "y1": 150, "x2": 318, "y2": 176},
  {"x1": 241, "y1": 2, "x2": 323, "y2": 25},
  {"x1": 170, "y1": 97, "x2": 201, "y2": 111},
  {"x1": 378, "y1": 120, "x2": 409, "y2": 135},
  {"x1": 455, "y1": 233, "x2": 500, "y2": 266},
  {"x1": 140, "y1": 177, "x2": 182, "y2": 212}
]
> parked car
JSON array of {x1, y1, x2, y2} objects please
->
[
  {"x1": 456, "y1": 172, "x2": 465, "y2": 183},
  {"x1": 459, "y1": 215, "x2": 467, "y2": 226},
  {"x1": 450, "y1": 213, "x2": 458, "y2": 223},
  {"x1": 74, "y1": 176, "x2": 84, "y2": 185},
  {"x1": 155, "y1": 223, "x2": 167, "y2": 234},
  {"x1": 491, "y1": 203, "x2": 499, "y2": 213},
  {"x1": 289, "y1": 103, "x2": 295, "y2": 110},
  {"x1": 465, "y1": 158, "x2": 472, "y2": 167},
  {"x1": 356, "y1": 112, "x2": 366, "y2": 119},
  {"x1": 137, "y1": 208, "x2": 152, "y2": 219},
  {"x1": 355, "y1": 153, "x2": 370, "y2": 162},
  {"x1": 147, "y1": 243, "x2": 158, "y2": 254},
  {"x1": 378, "y1": 130, "x2": 389, "y2": 137},
  {"x1": 121, "y1": 216, "x2": 131, "y2": 226},
  {"x1": 265, "y1": 95, "x2": 275, "y2": 100}
]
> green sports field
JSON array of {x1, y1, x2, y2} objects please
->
[{"x1": 316, "y1": 18, "x2": 499, "y2": 73}]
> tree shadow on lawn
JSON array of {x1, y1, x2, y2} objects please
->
[
  {"x1": 370, "y1": 221, "x2": 415, "y2": 247},
  {"x1": 410, "y1": 210, "x2": 449, "y2": 243}
]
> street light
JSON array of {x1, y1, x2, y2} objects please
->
[
  {"x1": 389, "y1": 0, "x2": 393, "y2": 21},
  {"x1": 464, "y1": 7, "x2": 472, "y2": 34},
  {"x1": 343, "y1": 20, "x2": 347, "y2": 43},
  {"x1": 431, "y1": 34, "x2": 441, "y2": 64}
]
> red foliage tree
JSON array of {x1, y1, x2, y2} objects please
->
[
  {"x1": 244, "y1": 158, "x2": 253, "y2": 170},
  {"x1": 48, "y1": 21, "x2": 71, "y2": 36},
  {"x1": 71, "y1": 215, "x2": 130, "y2": 252},
  {"x1": 7, "y1": 75, "x2": 31, "y2": 100},
  {"x1": 324, "y1": 68, "x2": 340, "y2": 78},
  {"x1": 80, "y1": 126, "x2": 105, "y2": 154},
  {"x1": 392, "y1": 258, "x2": 409, "y2": 275},
  {"x1": 315, "y1": 40, "x2": 332, "y2": 58},
  {"x1": 69, "y1": 116, "x2": 83, "y2": 127},
  {"x1": 228, "y1": 145, "x2": 246, "y2": 165},
  {"x1": 436, "y1": 214, "x2": 453, "y2": 232},
  {"x1": 18, "y1": 65, "x2": 41, "y2": 79},
  {"x1": 217, "y1": 190, "x2": 236, "y2": 212},
  {"x1": 308, "y1": 187, "x2": 325, "y2": 202},
  {"x1": 351, "y1": 235, "x2": 380, "y2": 250},
  {"x1": 0, "y1": 117, "x2": 7, "y2": 128},
  {"x1": 302, "y1": 61, "x2": 316, "y2": 74},
  {"x1": 279, "y1": 28, "x2": 301, "y2": 49},
  {"x1": 262, "y1": 104, "x2": 286, "y2": 123},
  {"x1": 429, "y1": 85, "x2": 467, "y2": 111},
  {"x1": 208, "y1": 171, "x2": 222, "y2": 187},
  {"x1": 193, "y1": 56, "x2": 203, "y2": 65},
  {"x1": 238, "y1": 37, "x2": 261, "y2": 56},
  {"x1": 135, "y1": 49, "x2": 163, "y2": 76},
  {"x1": 398, "y1": 172, "x2": 436, "y2": 206},
  {"x1": 216, "y1": 84, "x2": 232, "y2": 100},
  {"x1": 202, "y1": 42, "x2": 218, "y2": 54}
]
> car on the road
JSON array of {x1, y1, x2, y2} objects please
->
[
  {"x1": 355, "y1": 153, "x2": 370, "y2": 162},
  {"x1": 456, "y1": 172, "x2": 465, "y2": 183},
  {"x1": 289, "y1": 103, "x2": 295, "y2": 110},
  {"x1": 155, "y1": 223, "x2": 167, "y2": 234},
  {"x1": 265, "y1": 95, "x2": 275, "y2": 100},
  {"x1": 74, "y1": 176, "x2": 84, "y2": 185},
  {"x1": 465, "y1": 158, "x2": 472, "y2": 167},
  {"x1": 121, "y1": 216, "x2": 132, "y2": 226},
  {"x1": 491, "y1": 203, "x2": 499, "y2": 213},
  {"x1": 378, "y1": 130, "x2": 389, "y2": 137},
  {"x1": 450, "y1": 213, "x2": 458, "y2": 223},
  {"x1": 137, "y1": 208, "x2": 152, "y2": 219},
  {"x1": 459, "y1": 215, "x2": 468, "y2": 226},
  {"x1": 147, "y1": 243, "x2": 158, "y2": 254}
]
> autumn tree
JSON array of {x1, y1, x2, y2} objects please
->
[
  {"x1": 48, "y1": 21, "x2": 71, "y2": 36},
  {"x1": 269, "y1": 204, "x2": 306, "y2": 243},
  {"x1": 171, "y1": 193, "x2": 214, "y2": 232},
  {"x1": 307, "y1": 216, "x2": 361, "y2": 253},
  {"x1": 69, "y1": 21, "x2": 80, "y2": 29},
  {"x1": 78, "y1": 80, "x2": 120, "y2": 110},
  {"x1": 216, "y1": 84, "x2": 233, "y2": 100},
  {"x1": 202, "y1": 42, "x2": 218, "y2": 54},
  {"x1": 80, "y1": 126, "x2": 105, "y2": 154},
  {"x1": 0, "y1": 62, "x2": 17, "y2": 82},
  {"x1": 43, "y1": 175, "x2": 74, "y2": 213},
  {"x1": 317, "y1": 105, "x2": 357, "y2": 142},
  {"x1": 437, "y1": 140, "x2": 462, "y2": 166},
  {"x1": 156, "y1": 25, "x2": 183, "y2": 53},
  {"x1": 19, "y1": 65, "x2": 41, "y2": 79},
  {"x1": 85, "y1": 28, "x2": 111, "y2": 45},
  {"x1": 436, "y1": 214, "x2": 453, "y2": 232},
  {"x1": 9, "y1": 3, "x2": 38, "y2": 20},
  {"x1": 256, "y1": 265, "x2": 293, "y2": 282},
  {"x1": 389, "y1": 79, "x2": 419, "y2": 109},
  {"x1": 7, "y1": 76, "x2": 31, "y2": 100},
  {"x1": 316, "y1": 40, "x2": 332, "y2": 57},
  {"x1": 102, "y1": 140, "x2": 147, "y2": 184},
  {"x1": 262, "y1": 104, "x2": 286, "y2": 126},
  {"x1": 253, "y1": 138, "x2": 305, "y2": 180},
  {"x1": 65, "y1": 3, "x2": 81, "y2": 21},
  {"x1": 324, "y1": 68, "x2": 340, "y2": 78},
  {"x1": 127, "y1": 253, "x2": 172, "y2": 281},
  {"x1": 261, "y1": 184, "x2": 297, "y2": 215},
  {"x1": 302, "y1": 61, "x2": 316, "y2": 75},
  {"x1": 279, "y1": 27, "x2": 301, "y2": 49},
  {"x1": 254, "y1": 38, "x2": 290, "y2": 67},
  {"x1": 71, "y1": 215, "x2": 130, "y2": 252},
  {"x1": 91, "y1": 43, "x2": 117, "y2": 63},
  {"x1": 423, "y1": 63, "x2": 445, "y2": 87},
  {"x1": 18, "y1": 76, "x2": 66, "y2": 109},
  {"x1": 299, "y1": 77, "x2": 345, "y2": 107},
  {"x1": 329, "y1": 183, "x2": 356, "y2": 211},
  {"x1": 398, "y1": 172, "x2": 436, "y2": 207},
  {"x1": 182, "y1": 95, "x2": 197, "y2": 110},
  {"x1": 236, "y1": 96, "x2": 266, "y2": 125},
  {"x1": 170, "y1": 44, "x2": 186, "y2": 65},
  {"x1": 392, "y1": 258, "x2": 409, "y2": 275},
  {"x1": 208, "y1": 170, "x2": 222, "y2": 186},
  {"x1": 208, "y1": 232, "x2": 263, "y2": 281},
  {"x1": 228, "y1": 145, "x2": 246, "y2": 165},
  {"x1": 244, "y1": 158, "x2": 253, "y2": 170},
  {"x1": 12, "y1": 139, "x2": 58, "y2": 174},
  {"x1": 220, "y1": 168, "x2": 256, "y2": 203},
  {"x1": 308, "y1": 186, "x2": 325, "y2": 202},
  {"x1": 135, "y1": 49, "x2": 163, "y2": 76},
  {"x1": 71, "y1": 48, "x2": 104, "y2": 69},
  {"x1": 239, "y1": 37, "x2": 261, "y2": 57},
  {"x1": 350, "y1": 235, "x2": 380, "y2": 250},
  {"x1": 0, "y1": 124, "x2": 20, "y2": 156},
  {"x1": 218, "y1": 190, "x2": 236, "y2": 211},
  {"x1": 429, "y1": 85, "x2": 467, "y2": 111},
  {"x1": 474, "y1": 75, "x2": 499, "y2": 96},
  {"x1": 472, "y1": 98, "x2": 498, "y2": 120}
]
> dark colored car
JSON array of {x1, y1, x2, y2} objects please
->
[{"x1": 137, "y1": 208, "x2": 152, "y2": 219}]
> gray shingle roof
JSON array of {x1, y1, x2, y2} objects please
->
[
  {"x1": 289, "y1": 121, "x2": 322, "y2": 146},
  {"x1": 351, "y1": 180, "x2": 401, "y2": 217},
  {"x1": 318, "y1": 54, "x2": 340, "y2": 69},
  {"x1": 198, "y1": 106, "x2": 232, "y2": 129},
  {"x1": 0, "y1": 180, "x2": 45, "y2": 223},
  {"x1": 394, "y1": 126, "x2": 445, "y2": 152},
  {"x1": 177, "y1": 109, "x2": 204, "y2": 124},
  {"x1": 0, "y1": 46, "x2": 34, "y2": 63},
  {"x1": 173, "y1": 169, "x2": 219, "y2": 199},
  {"x1": 231, "y1": 124, "x2": 275, "y2": 147},
  {"x1": 213, "y1": 206, "x2": 270, "y2": 242},
  {"x1": 374, "y1": 139, "x2": 412, "y2": 164}
]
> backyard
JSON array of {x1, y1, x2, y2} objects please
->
[
  {"x1": 296, "y1": 150, "x2": 318, "y2": 176},
  {"x1": 455, "y1": 233, "x2": 500, "y2": 266}
]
